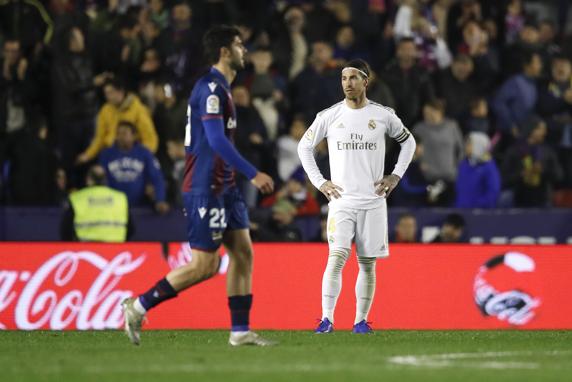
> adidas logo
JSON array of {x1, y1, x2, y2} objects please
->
[
  {"x1": 208, "y1": 82, "x2": 217, "y2": 92},
  {"x1": 198, "y1": 207, "x2": 207, "y2": 219},
  {"x1": 336, "y1": 123, "x2": 345, "y2": 129}
]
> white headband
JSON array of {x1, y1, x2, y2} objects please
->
[{"x1": 342, "y1": 66, "x2": 369, "y2": 78}]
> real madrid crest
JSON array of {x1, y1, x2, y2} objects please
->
[{"x1": 368, "y1": 119, "x2": 376, "y2": 130}]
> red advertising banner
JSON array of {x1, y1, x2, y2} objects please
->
[
  {"x1": 1, "y1": 243, "x2": 571, "y2": 330},
  {"x1": 0, "y1": 243, "x2": 168, "y2": 330}
]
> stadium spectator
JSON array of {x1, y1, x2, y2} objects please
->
[
  {"x1": 141, "y1": 19, "x2": 162, "y2": 53},
  {"x1": 391, "y1": 135, "x2": 430, "y2": 207},
  {"x1": 156, "y1": 0, "x2": 202, "y2": 97},
  {"x1": 290, "y1": 41, "x2": 342, "y2": 120},
  {"x1": 277, "y1": 116, "x2": 305, "y2": 182},
  {"x1": 149, "y1": 0, "x2": 169, "y2": 30},
  {"x1": 303, "y1": 0, "x2": 344, "y2": 44},
  {"x1": 455, "y1": 132, "x2": 501, "y2": 208},
  {"x1": 431, "y1": 213, "x2": 466, "y2": 243},
  {"x1": 4, "y1": 120, "x2": 65, "y2": 206},
  {"x1": 458, "y1": 19, "x2": 500, "y2": 94},
  {"x1": 492, "y1": 50, "x2": 542, "y2": 138},
  {"x1": 501, "y1": 116, "x2": 563, "y2": 207},
  {"x1": 0, "y1": 39, "x2": 33, "y2": 151},
  {"x1": 152, "y1": 82, "x2": 186, "y2": 149},
  {"x1": 233, "y1": 85, "x2": 272, "y2": 207},
  {"x1": 435, "y1": 54, "x2": 478, "y2": 122},
  {"x1": 0, "y1": 0, "x2": 53, "y2": 55},
  {"x1": 76, "y1": 78, "x2": 158, "y2": 164},
  {"x1": 382, "y1": 37, "x2": 435, "y2": 127},
  {"x1": 60, "y1": 165, "x2": 133, "y2": 242},
  {"x1": 392, "y1": 213, "x2": 418, "y2": 243},
  {"x1": 99, "y1": 121, "x2": 168, "y2": 213},
  {"x1": 365, "y1": 70, "x2": 396, "y2": 110},
  {"x1": 90, "y1": 0, "x2": 120, "y2": 36},
  {"x1": 537, "y1": 55, "x2": 572, "y2": 186},
  {"x1": 502, "y1": 22, "x2": 541, "y2": 79},
  {"x1": 464, "y1": 97, "x2": 491, "y2": 135},
  {"x1": 413, "y1": 99, "x2": 463, "y2": 206},
  {"x1": 252, "y1": 198, "x2": 302, "y2": 242},
  {"x1": 271, "y1": 6, "x2": 308, "y2": 80},
  {"x1": 538, "y1": 19, "x2": 561, "y2": 73},
  {"x1": 409, "y1": 12, "x2": 453, "y2": 72},
  {"x1": 243, "y1": 48, "x2": 287, "y2": 141},
  {"x1": 260, "y1": 166, "x2": 320, "y2": 219},
  {"x1": 254, "y1": 168, "x2": 318, "y2": 242},
  {"x1": 98, "y1": 15, "x2": 143, "y2": 85},
  {"x1": 333, "y1": 25, "x2": 367, "y2": 64},
  {"x1": 165, "y1": 139, "x2": 185, "y2": 207},
  {"x1": 51, "y1": 26, "x2": 111, "y2": 187},
  {"x1": 503, "y1": 0, "x2": 526, "y2": 45},
  {"x1": 446, "y1": 0, "x2": 483, "y2": 56},
  {"x1": 393, "y1": 0, "x2": 417, "y2": 40},
  {"x1": 137, "y1": 47, "x2": 168, "y2": 111}
]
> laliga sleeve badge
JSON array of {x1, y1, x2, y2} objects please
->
[
  {"x1": 206, "y1": 95, "x2": 220, "y2": 114},
  {"x1": 305, "y1": 128, "x2": 314, "y2": 141}
]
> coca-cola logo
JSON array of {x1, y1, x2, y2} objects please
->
[{"x1": 0, "y1": 251, "x2": 145, "y2": 330}]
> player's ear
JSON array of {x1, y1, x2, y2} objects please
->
[{"x1": 220, "y1": 46, "x2": 230, "y2": 60}]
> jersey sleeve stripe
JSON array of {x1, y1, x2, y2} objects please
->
[
  {"x1": 201, "y1": 115, "x2": 223, "y2": 120},
  {"x1": 395, "y1": 128, "x2": 411, "y2": 143}
]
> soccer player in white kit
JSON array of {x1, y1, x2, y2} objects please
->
[{"x1": 297, "y1": 59, "x2": 416, "y2": 333}]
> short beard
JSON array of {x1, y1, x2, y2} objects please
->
[{"x1": 229, "y1": 58, "x2": 243, "y2": 71}]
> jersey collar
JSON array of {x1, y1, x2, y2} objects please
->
[{"x1": 210, "y1": 67, "x2": 230, "y2": 88}]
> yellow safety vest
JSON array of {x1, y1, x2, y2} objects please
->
[{"x1": 69, "y1": 186, "x2": 128, "y2": 242}]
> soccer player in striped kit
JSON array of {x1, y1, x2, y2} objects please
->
[{"x1": 122, "y1": 25, "x2": 275, "y2": 346}]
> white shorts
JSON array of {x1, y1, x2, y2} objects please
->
[{"x1": 326, "y1": 203, "x2": 389, "y2": 258}]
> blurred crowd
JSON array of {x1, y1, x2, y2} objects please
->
[{"x1": 1, "y1": 0, "x2": 572, "y2": 242}]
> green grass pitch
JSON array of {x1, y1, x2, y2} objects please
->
[{"x1": 2, "y1": 330, "x2": 571, "y2": 382}]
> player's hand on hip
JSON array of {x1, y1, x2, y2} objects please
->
[
  {"x1": 375, "y1": 174, "x2": 400, "y2": 198},
  {"x1": 319, "y1": 181, "x2": 343, "y2": 201},
  {"x1": 251, "y1": 172, "x2": 274, "y2": 194}
]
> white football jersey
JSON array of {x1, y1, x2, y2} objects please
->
[{"x1": 298, "y1": 99, "x2": 412, "y2": 209}]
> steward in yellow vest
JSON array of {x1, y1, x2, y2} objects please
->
[{"x1": 61, "y1": 166, "x2": 132, "y2": 242}]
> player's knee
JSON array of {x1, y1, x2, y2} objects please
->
[
  {"x1": 191, "y1": 253, "x2": 219, "y2": 279},
  {"x1": 328, "y1": 249, "x2": 349, "y2": 272},
  {"x1": 231, "y1": 247, "x2": 253, "y2": 272},
  {"x1": 357, "y1": 256, "x2": 376, "y2": 273}
]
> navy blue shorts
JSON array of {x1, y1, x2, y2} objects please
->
[{"x1": 182, "y1": 188, "x2": 249, "y2": 251}]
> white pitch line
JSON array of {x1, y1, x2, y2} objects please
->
[{"x1": 387, "y1": 350, "x2": 571, "y2": 370}]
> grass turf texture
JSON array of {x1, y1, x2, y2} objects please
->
[{"x1": 1, "y1": 330, "x2": 571, "y2": 382}]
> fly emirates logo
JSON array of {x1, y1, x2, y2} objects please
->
[
  {"x1": 336, "y1": 133, "x2": 377, "y2": 151},
  {"x1": 0, "y1": 251, "x2": 145, "y2": 330}
]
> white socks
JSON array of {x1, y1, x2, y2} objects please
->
[
  {"x1": 321, "y1": 251, "x2": 377, "y2": 324},
  {"x1": 134, "y1": 297, "x2": 147, "y2": 315},
  {"x1": 355, "y1": 257, "x2": 376, "y2": 324},
  {"x1": 321, "y1": 249, "x2": 349, "y2": 322}
]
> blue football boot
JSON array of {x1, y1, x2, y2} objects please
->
[
  {"x1": 352, "y1": 320, "x2": 373, "y2": 334},
  {"x1": 315, "y1": 318, "x2": 334, "y2": 334}
]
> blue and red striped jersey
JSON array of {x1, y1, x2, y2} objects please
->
[{"x1": 183, "y1": 67, "x2": 240, "y2": 195}]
